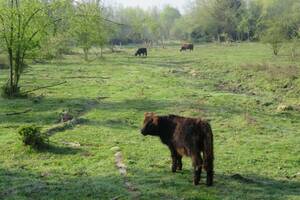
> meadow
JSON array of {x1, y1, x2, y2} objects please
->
[{"x1": 0, "y1": 43, "x2": 299, "y2": 200}]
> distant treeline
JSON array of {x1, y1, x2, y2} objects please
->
[{"x1": 107, "y1": 0, "x2": 300, "y2": 44}]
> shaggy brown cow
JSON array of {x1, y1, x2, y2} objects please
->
[
  {"x1": 180, "y1": 44, "x2": 194, "y2": 52},
  {"x1": 140, "y1": 113, "x2": 214, "y2": 186}
]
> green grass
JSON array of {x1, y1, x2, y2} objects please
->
[{"x1": 0, "y1": 43, "x2": 299, "y2": 200}]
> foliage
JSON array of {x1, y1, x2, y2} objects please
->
[
  {"x1": 70, "y1": 0, "x2": 107, "y2": 61},
  {"x1": 0, "y1": 0, "x2": 58, "y2": 97},
  {"x1": 109, "y1": 5, "x2": 182, "y2": 46},
  {"x1": 18, "y1": 125, "x2": 48, "y2": 149},
  {"x1": 258, "y1": 0, "x2": 300, "y2": 55},
  {"x1": 260, "y1": 23, "x2": 286, "y2": 55},
  {"x1": 40, "y1": 32, "x2": 73, "y2": 59},
  {"x1": 39, "y1": 0, "x2": 74, "y2": 59}
]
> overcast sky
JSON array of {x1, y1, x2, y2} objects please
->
[{"x1": 105, "y1": 0, "x2": 188, "y2": 13}]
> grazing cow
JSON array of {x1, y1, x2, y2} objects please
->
[
  {"x1": 140, "y1": 113, "x2": 214, "y2": 186},
  {"x1": 135, "y1": 48, "x2": 147, "y2": 56},
  {"x1": 180, "y1": 44, "x2": 194, "y2": 52}
]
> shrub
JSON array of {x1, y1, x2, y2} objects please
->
[{"x1": 18, "y1": 126, "x2": 48, "y2": 149}]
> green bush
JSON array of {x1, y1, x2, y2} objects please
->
[{"x1": 18, "y1": 126, "x2": 48, "y2": 149}]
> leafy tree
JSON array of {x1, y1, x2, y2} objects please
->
[
  {"x1": 259, "y1": 0, "x2": 300, "y2": 55},
  {"x1": 109, "y1": 6, "x2": 182, "y2": 46},
  {"x1": 0, "y1": 0, "x2": 58, "y2": 97},
  {"x1": 70, "y1": 0, "x2": 107, "y2": 61},
  {"x1": 171, "y1": 16, "x2": 194, "y2": 42},
  {"x1": 247, "y1": 0, "x2": 263, "y2": 40},
  {"x1": 40, "y1": 0, "x2": 74, "y2": 59},
  {"x1": 261, "y1": 24, "x2": 286, "y2": 55},
  {"x1": 189, "y1": 0, "x2": 244, "y2": 42},
  {"x1": 160, "y1": 6, "x2": 181, "y2": 41}
]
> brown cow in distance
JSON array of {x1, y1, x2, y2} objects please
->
[
  {"x1": 180, "y1": 44, "x2": 194, "y2": 51},
  {"x1": 140, "y1": 113, "x2": 214, "y2": 186}
]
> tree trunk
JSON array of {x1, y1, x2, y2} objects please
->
[
  {"x1": 247, "y1": 31, "x2": 250, "y2": 42},
  {"x1": 83, "y1": 48, "x2": 89, "y2": 61},
  {"x1": 291, "y1": 46, "x2": 295, "y2": 60},
  {"x1": 8, "y1": 0, "x2": 14, "y2": 96},
  {"x1": 8, "y1": 48, "x2": 13, "y2": 95},
  {"x1": 161, "y1": 38, "x2": 165, "y2": 49}
]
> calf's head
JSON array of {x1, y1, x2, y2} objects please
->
[{"x1": 141, "y1": 112, "x2": 160, "y2": 136}]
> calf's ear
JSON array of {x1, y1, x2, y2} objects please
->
[
  {"x1": 144, "y1": 112, "x2": 150, "y2": 117},
  {"x1": 144, "y1": 112, "x2": 155, "y2": 117}
]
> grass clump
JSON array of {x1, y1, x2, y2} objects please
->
[{"x1": 18, "y1": 125, "x2": 48, "y2": 149}]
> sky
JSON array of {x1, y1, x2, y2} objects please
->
[{"x1": 105, "y1": 0, "x2": 188, "y2": 13}]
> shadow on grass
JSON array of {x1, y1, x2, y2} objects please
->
[
  {"x1": 0, "y1": 167, "x2": 128, "y2": 200},
  {"x1": 37, "y1": 143, "x2": 83, "y2": 155},
  {"x1": 128, "y1": 166, "x2": 300, "y2": 200},
  {"x1": 97, "y1": 98, "x2": 172, "y2": 112},
  {"x1": 0, "y1": 98, "x2": 99, "y2": 126},
  {"x1": 1, "y1": 160, "x2": 299, "y2": 200},
  {"x1": 217, "y1": 173, "x2": 300, "y2": 199},
  {"x1": 0, "y1": 97, "x2": 173, "y2": 126}
]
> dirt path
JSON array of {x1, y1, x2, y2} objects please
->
[{"x1": 114, "y1": 150, "x2": 140, "y2": 200}]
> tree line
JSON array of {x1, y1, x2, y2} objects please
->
[
  {"x1": 0, "y1": 0, "x2": 299, "y2": 97},
  {"x1": 108, "y1": 0, "x2": 299, "y2": 46}
]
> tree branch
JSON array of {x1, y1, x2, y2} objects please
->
[
  {"x1": 75, "y1": 14, "x2": 129, "y2": 26},
  {"x1": 5, "y1": 108, "x2": 32, "y2": 116},
  {"x1": 0, "y1": 14, "x2": 10, "y2": 48},
  {"x1": 22, "y1": 81, "x2": 67, "y2": 94}
]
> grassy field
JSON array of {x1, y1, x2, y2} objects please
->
[{"x1": 0, "y1": 43, "x2": 299, "y2": 200}]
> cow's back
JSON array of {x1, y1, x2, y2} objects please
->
[{"x1": 169, "y1": 116, "x2": 204, "y2": 155}]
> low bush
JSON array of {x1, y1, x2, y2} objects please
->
[{"x1": 18, "y1": 126, "x2": 48, "y2": 149}]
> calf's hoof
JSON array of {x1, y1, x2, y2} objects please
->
[
  {"x1": 177, "y1": 164, "x2": 182, "y2": 170},
  {"x1": 193, "y1": 178, "x2": 200, "y2": 185},
  {"x1": 206, "y1": 180, "x2": 213, "y2": 187},
  {"x1": 171, "y1": 166, "x2": 177, "y2": 173},
  {"x1": 193, "y1": 181, "x2": 199, "y2": 186}
]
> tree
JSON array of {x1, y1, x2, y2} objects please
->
[
  {"x1": 189, "y1": 0, "x2": 244, "y2": 42},
  {"x1": 160, "y1": 6, "x2": 181, "y2": 41},
  {"x1": 0, "y1": 0, "x2": 58, "y2": 97},
  {"x1": 39, "y1": 0, "x2": 74, "y2": 59},
  {"x1": 261, "y1": 24, "x2": 286, "y2": 55},
  {"x1": 171, "y1": 16, "x2": 193, "y2": 42},
  {"x1": 259, "y1": 0, "x2": 300, "y2": 55},
  {"x1": 70, "y1": 0, "x2": 107, "y2": 61},
  {"x1": 288, "y1": 1, "x2": 300, "y2": 60}
]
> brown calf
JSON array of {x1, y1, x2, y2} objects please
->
[
  {"x1": 180, "y1": 44, "x2": 194, "y2": 51},
  {"x1": 140, "y1": 113, "x2": 214, "y2": 186}
]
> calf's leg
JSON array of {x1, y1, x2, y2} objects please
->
[
  {"x1": 177, "y1": 155, "x2": 182, "y2": 170},
  {"x1": 169, "y1": 146, "x2": 178, "y2": 173},
  {"x1": 205, "y1": 156, "x2": 214, "y2": 186},
  {"x1": 191, "y1": 153, "x2": 203, "y2": 185},
  {"x1": 206, "y1": 170, "x2": 213, "y2": 186}
]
